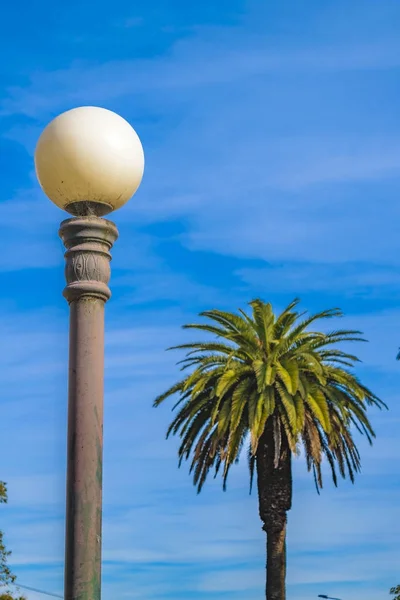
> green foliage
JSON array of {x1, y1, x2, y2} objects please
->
[
  {"x1": 0, "y1": 482, "x2": 15, "y2": 589},
  {"x1": 154, "y1": 298, "x2": 385, "y2": 493},
  {"x1": 0, "y1": 527, "x2": 15, "y2": 587},
  {"x1": 0, "y1": 485, "x2": 6, "y2": 504},
  {"x1": 0, "y1": 482, "x2": 25, "y2": 600},
  {"x1": 390, "y1": 585, "x2": 400, "y2": 600}
]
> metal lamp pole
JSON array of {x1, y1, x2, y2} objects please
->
[{"x1": 34, "y1": 106, "x2": 144, "y2": 600}]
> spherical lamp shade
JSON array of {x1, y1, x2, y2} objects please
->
[{"x1": 34, "y1": 106, "x2": 145, "y2": 216}]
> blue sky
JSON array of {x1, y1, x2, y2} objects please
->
[{"x1": 0, "y1": 0, "x2": 400, "y2": 598}]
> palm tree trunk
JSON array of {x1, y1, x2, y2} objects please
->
[
  {"x1": 266, "y1": 520, "x2": 287, "y2": 600},
  {"x1": 256, "y1": 418, "x2": 292, "y2": 600}
]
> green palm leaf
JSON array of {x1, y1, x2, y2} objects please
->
[{"x1": 153, "y1": 297, "x2": 385, "y2": 496}]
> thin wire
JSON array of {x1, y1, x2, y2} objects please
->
[{"x1": 7, "y1": 583, "x2": 63, "y2": 598}]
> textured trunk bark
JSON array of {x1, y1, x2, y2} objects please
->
[
  {"x1": 256, "y1": 418, "x2": 292, "y2": 600},
  {"x1": 266, "y1": 522, "x2": 287, "y2": 600}
]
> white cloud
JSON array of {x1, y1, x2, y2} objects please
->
[
  {"x1": 1, "y1": 4, "x2": 400, "y2": 598},
  {"x1": 199, "y1": 568, "x2": 264, "y2": 592},
  {"x1": 237, "y1": 262, "x2": 400, "y2": 296},
  {"x1": 3, "y1": 18, "x2": 400, "y2": 274},
  {"x1": 3, "y1": 27, "x2": 400, "y2": 119},
  {"x1": 112, "y1": 269, "x2": 225, "y2": 306}
]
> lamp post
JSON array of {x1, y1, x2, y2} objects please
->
[
  {"x1": 34, "y1": 106, "x2": 145, "y2": 600},
  {"x1": 318, "y1": 595, "x2": 343, "y2": 600}
]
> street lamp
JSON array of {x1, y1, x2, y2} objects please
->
[
  {"x1": 35, "y1": 106, "x2": 145, "y2": 600},
  {"x1": 318, "y1": 595, "x2": 343, "y2": 600}
]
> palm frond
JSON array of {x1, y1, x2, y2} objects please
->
[{"x1": 153, "y1": 298, "x2": 385, "y2": 496}]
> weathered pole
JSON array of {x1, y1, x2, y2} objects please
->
[
  {"x1": 34, "y1": 106, "x2": 144, "y2": 600},
  {"x1": 60, "y1": 216, "x2": 118, "y2": 600}
]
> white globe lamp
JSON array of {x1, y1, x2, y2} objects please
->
[{"x1": 34, "y1": 106, "x2": 144, "y2": 215}]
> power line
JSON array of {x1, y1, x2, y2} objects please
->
[{"x1": 3, "y1": 583, "x2": 63, "y2": 598}]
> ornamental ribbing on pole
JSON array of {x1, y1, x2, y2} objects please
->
[{"x1": 34, "y1": 106, "x2": 144, "y2": 600}]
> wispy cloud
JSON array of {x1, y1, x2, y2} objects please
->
[
  {"x1": 237, "y1": 262, "x2": 400, "y2": 297},
  {"x1": 116, "y1": 16, "x2": 144, "y2": 29},
  {"x1": 1, "y1": 1, "x2": 400, "y2": 598},
  {"x1": 1, "y1": 292, "x2": 397, "y2": 598},
  {"x1": 3, "y1": 29, "x2": 400, "y2": 119}
]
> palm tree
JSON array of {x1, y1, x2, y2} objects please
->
[{"x1": 154, "y1": 299, "x2": 386, "y2": 600}]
